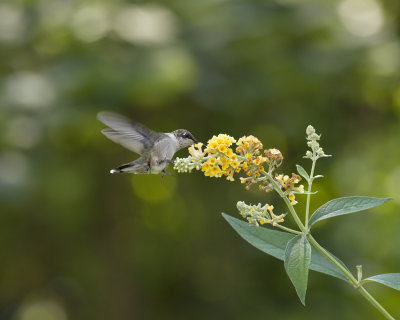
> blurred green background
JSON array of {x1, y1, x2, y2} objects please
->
[{"x1": 1, "y1": 0, "x2": 400, "y2": 319}]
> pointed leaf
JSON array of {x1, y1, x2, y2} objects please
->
[
  {"x1": 296, "y1": 164, "x2": 310, "y2": 182},
  {"x1": 309, "y1": 196, "x2": 391, "y2": 226},
  {"x1": 362, "y1": 273, "x2": 400, "y2": 291},
  {"x1": 284, "y1": 235, "x2": 311, "y2": 305},
  {"x1": 222, "y1": 213, "x2": 348, "y2": 281}
]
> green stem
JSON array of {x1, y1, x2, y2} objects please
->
[
  {"x1": 281, "y1": 191, "x2": 394, "y2": 319},
  {"x1": 263, "y1": 172, "x2": 307, "y2": 233},
  {"x1": 307, "y1": 235, "x2": 394, "y2": 320},
  {"x1": 259, "y1": 152, "x2": 393, "y2": 318},
  {"x1": 274, "y1": 224, "x2": 302, "y2": 235},
  {"x1": 304, "y1": 157, "x2": 316, "y2": 230}
]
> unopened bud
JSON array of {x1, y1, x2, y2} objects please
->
[{"x1": 306, "y1": 125, "x2": 315, "y2": 136}]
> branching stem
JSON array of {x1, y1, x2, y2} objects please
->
[{"x1": 263, "y1": 168, "x2": 394, "y2": 320}]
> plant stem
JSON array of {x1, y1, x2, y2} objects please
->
[
  {"x1": 283, "y1": 193, "x2": 394, "y2": 318},
  {"x1": 307, "y1": 235, "x2": 395, "y2": 320},
  {"x1": 357, "y1": 287, "x2": 395, "y2": 320},
  {"x1": 263, "y1": 172, "x2": 307, "y2": 233},
  {"x1": 274, "y1": 224, "x2": 302, "y2": 235},
  {"x1": 304, "y1": 157, "x2": 316, "y2": 230},
  {"x1": 262, "y1": 171, "x2": 394, "y2": 319},
  {"x1": 264, "y1": 151, "x2": 395, "y2": 320}
]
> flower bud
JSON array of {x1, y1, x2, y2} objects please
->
[{"x1": 306, "y1": 125, "x2": 315, "y2": 136}]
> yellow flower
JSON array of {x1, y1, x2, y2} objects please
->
[
  {"x1": 258, "y1": 166, "x2": 264, "y2": 172},
  {"x1": 202, "y1": 162, "x2": 210, "y2": 171},
  {"x1": 208, "y1": 157, "x2": 217, "y2": 165},
  {"x1": 204, "y1": 169, "x2": 211, "y2": 177},
  {"x1": 226, "y1": 148, "x2": 233, "y2": 157},
  {"x1": 242, "y1": 162, "x2": 248, "y2": 171},
  {"x1": 237, "y1": 136, "x2": 263, "y2": 155},
  {"x1": 246, "y1": 170, "x2": 253, "y2": 176},
  {"x1": 218, "y1": 144, "x2": 227, "y2": 153},
  {"x1": 210, "y1": 166, "x2": 221, "y2": 176},
  {"x1": 289, "y1": 193, "x2": 297, "y2": 205},
  {"x1": 210, "y1": 141, "x2": 218, "y2": 149},
  {"x1": 231, "y1": 160, "x2": 239, "y2": 168}
]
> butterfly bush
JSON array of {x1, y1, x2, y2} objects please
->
[
  {"x1": 174, "y1": 132, "x2": 309, "y2": 228},
  {"x1": 174, "y1": 125, "x2": 399, "y2": 320}
]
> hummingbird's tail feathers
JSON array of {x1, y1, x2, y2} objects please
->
[{"x1": 109, "y1": 161, "x2": 150, "y2": 174}]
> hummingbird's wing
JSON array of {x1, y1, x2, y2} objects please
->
[{"x1": 97, "y1": 112, "x2": 159, "y2": 155}]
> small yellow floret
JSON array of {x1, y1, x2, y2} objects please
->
[
  {"x1": 231, "y1": 160, "x2": 239, "y2": 168},
  {"x1": 218, "y1": 144, "x2": 227, "y2": 153},
  {"x1": 210, "y1": 166, "x2": 221, "y2": 176},
  {"x1": 210, "y1": 141, "x2": 218, "y2": 149}
]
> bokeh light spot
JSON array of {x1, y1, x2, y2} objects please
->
[
  {"x1": 367, "y1": 42, "x2": 400, "y2": 75},
  {"x1": 15, "y1": 299, "x2": 67, "y2": 320},
  {"x1": 0, "y1": 3, "x2": 25, "y2": 44},
  {"x1": 70, "y1": 5, "x2": 110, "y2": 42},
  {"x1": 113, "y1": 4, "x2": 178, "y2": 45},
  {"x1": 3, "y1": 72, "x2": 56, "y2": 109},
  {"x1": 337, "y1": 0, "x2": 384, "y2": 38},
  {"x1": 131, "y1": 174, "x2": 177, "y2": 203}
]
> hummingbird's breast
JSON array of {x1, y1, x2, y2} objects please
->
[{"x1": 148, "y1": 134, "x2": 178, "y2": 174}]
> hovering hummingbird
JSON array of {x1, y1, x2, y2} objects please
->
[{"x1": 97, "y1": 111, "x2": 198, "y2": 175}]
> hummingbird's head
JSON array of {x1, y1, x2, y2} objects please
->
[{"x1": 174, "y1": 129, "x2": 199, "y2": 148}]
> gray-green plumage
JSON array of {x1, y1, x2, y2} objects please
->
[{"x1": 97, "y1": 112, "x2": 198, "y2": 175}]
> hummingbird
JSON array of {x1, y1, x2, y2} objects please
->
[{"x1": 97, "y1": 111, "x2": 198, "y2": 175}]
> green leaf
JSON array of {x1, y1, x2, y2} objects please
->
[
  {"x1": 296, "y1": 164, "x2": 310, "y2": 182},
  {"x1": 362, "y1": 273, "x2": 400, "y2": 291},
  {"x1": 222, "y1": 213, "x2": 348, "y2": 281},
  {"x1": 284, "y1": 235, "x2": 311, "y2": 305},
  {"x1": 309, "y1": 196, "x2": 391, "y2": 226}
]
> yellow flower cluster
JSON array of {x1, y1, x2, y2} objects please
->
[
  {"x1": 264, "y1": 148, "x2": 283, "y2": 169},
  {"x1": 275, "y1": 173, "x2": 304, "y2": 205},
  {"x1": 202, "y1": 134, "x2": 241, "y2": 181},
  {"x1": 236, "y1": 135, "x2": 263, "y2": 155}
]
